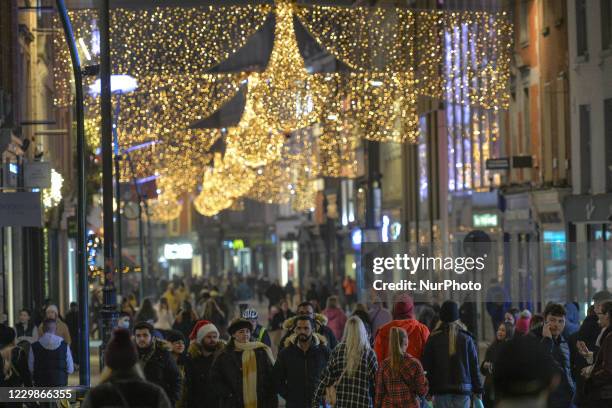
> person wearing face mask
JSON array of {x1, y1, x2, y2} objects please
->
[
  {"x1": 273, "y1": 316, "x2": 330, "y2": 408},
  {"x1": 210, "y1": 318, "x2": 277, "y2": 408},
  {"x1": 117, "y1": 312, "x2": 132, "y2": 331},
  {"x1": 183, "y1": 320, "x2": 225, "y2": 408}
]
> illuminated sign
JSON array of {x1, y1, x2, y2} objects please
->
[
  {"x1": 164, "y1": 243, "x2": 193, "y2": 260},
  {"x1": 351, "y1": 228, "x2": 362, "y2": 249},
  {"x1": 543, "y1": 231, "x2": 566, "y2": 243},
  {"x1": 473, "y1": 213, "x2": 498, "y2": 228}
]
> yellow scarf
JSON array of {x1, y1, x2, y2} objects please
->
[{"x1": 233, "y1": 341, "x2": 274, "y2": 408}]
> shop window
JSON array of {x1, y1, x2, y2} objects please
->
[
  {"x1": 519, "y1": 0, "x2": 529, "y2": 46},
  {"x1": 579, "y1": 105, "x2": 591, "y2": 193},
  {"x1": 576, "y1": 0, "x2": 589, "y2": 58},
  {"x1": 605, "y1": 99, "x2": 612, "y2": 191},
  {"x1": 602, "y1": 0, "x2": 612, "y2": 50}
]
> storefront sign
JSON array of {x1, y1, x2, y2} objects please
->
[
  {"x1": 473, "y1": 213, "x2": 498, "y2": 228},
  {"x1": 486, "y1": 158, "x2": 510, "y2": 170},
  {"x1": 24, "y1": 162, "x2": 51, "y2": 188},
  {"x1": 163, "y1": 243, "x2": 193, "y2": 260},
  {"x1": 0, "y1": 192, "x2": 42, "y2": 227}
]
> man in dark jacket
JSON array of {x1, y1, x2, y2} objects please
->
[
  {"x1": 273, "y1": 316, "x2": 330, "y2": 408},
  {"x1": 28, "y1": 319, "x2": 74, "y2": 386},
  {"x1": 134, "y1": 322, "x2": 181, "y2": 405},
  {"x1": 183, "y1": 320, "x2": 224, "y2": 407},
  {"x1": 531, "y1": 303, "x2": 575, "y2": 408},
  {"x1": 278, "y1": 302, "x2": 337, "y2": 353}
]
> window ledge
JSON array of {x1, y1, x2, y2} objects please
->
[{"x1": 576, "y1": 54, "x2": 589, "y2": 63}]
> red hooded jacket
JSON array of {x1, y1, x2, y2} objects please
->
[{"x1": 373, "y1": 297, "x2": 430, "y2": 362}]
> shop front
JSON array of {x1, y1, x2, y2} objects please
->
[{"x1": 564, "y1": 193, "x2": 612, "y2": 307}]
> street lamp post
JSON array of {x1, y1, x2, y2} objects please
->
[
  {"x1": 98, "y1": 0, "x2": 118, "y2": 364},
  {"x1": 55, "y1": 0, "x2": 90, "y2": 386}
]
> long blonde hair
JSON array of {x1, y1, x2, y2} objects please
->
[
  {"x1": 343, "y1": 316, "x2": 370, "y2": 376},
  {"x1": 1, "y1": 345, "x2": 14, "y2": 379},
  {"x1": 388, "y1": 327, "x2": 408, "y2": 376},
  {"x1": 433, "y1": 320, "x2": 466, "y2": 356}
]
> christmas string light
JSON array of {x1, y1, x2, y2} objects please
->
[
  {"x1": 83, "y1": 73, "x2": 244, "y2": 149},
  {"x1": 225, "y1": 76, "x2": 285, "y2": 167},
  {"x1": 295, "y1": 6, "x2": 512, "y2": 109},
  {"x1": 147, "y1": 192, "x2": 183, "y2": 223},
  {"x1": 248, "y1": 0, "x2": 321, "y2": 133}
]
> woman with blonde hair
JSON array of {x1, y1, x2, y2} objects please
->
[
  {"x1": 375, "y1": 327, "x2": 428, "y2": 408},
  {"x1": 0, "y1": 324, "x2": 31, "y2": 406},
  {"x1": 312, "y1": 316, "x2": 378, "y2": 408},
  {"x1": 422, "y1": 301, "x2": 482, "y2": 408}
]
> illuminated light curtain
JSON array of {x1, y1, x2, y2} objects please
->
[
  {"x1": 294, "y1": 5, "x2": 512, "y2": 110},
  {"x1": 53, "y1": 5, "x2": 269, "y2": 105},
  {"x1": 225, "y1": 77, "x2": 285, "y2": 167},
  {"x1": 294, "y1": 5, "x2": 416, "y2": 72},
  {"x1": 52, "y1": 11, "x2": 97, "y2": 107},
  {"x1": 84, "y1": 74, "x2": 244, "y2": 148},
  {"x1": 415, "y1": 10, "x2": 445, "y2": 100},
  {"x1": 248, "y1": 1, "x2": 320, "y2": 133},
  {"x1": 111, "y1": 5, "x2": 272, "y2": 76},
  {"x1": 318, "y1": 72, "x2": 419, "y2": 144},
  {"x1": 312, "y1": 92, "x2": 360, "y2": 179},
  {"x1": 345, "y1": 72, "x2": 419, "y2": 143},
  {"x1": 286, "y1": 128, "x2": 318, "y2": 212},
  {"x1": 148, "y1": 192, "x2": 183, "y2": 223}
]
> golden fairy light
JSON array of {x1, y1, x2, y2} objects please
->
[
  {"x1": 225, "y1": 76, "x2": 285, "y2": 167},
  {"x1": 248, "y1": 0, "x2": 320, "y2": 133},
  {"x1": 147, "y1": 192, "x2": 182, "y2": 223}
]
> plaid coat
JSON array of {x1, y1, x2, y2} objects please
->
[
  {"x1": 312, "y1": 343, "x2": 378, "y2": 408},
  {"x1": 374, "y1": 354, "x2": 428, "y2": 408}
]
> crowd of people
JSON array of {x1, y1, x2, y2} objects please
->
[{"x1": 0, "y1": 275, "x2": 609, "y2": 408}]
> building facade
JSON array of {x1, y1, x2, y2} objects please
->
[{"x1": 565, "y1": 0, "x2": 612, "y2": 305}]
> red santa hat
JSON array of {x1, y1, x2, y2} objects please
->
[{"x1": 189, "y1": 320, "x2": 219, "y2": 344}]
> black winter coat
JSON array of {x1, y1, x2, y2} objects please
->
[
  {"x1": 273, "y1": 336, "x2": 330, "y2": 408},
  {"x1": 137, "y1": 339, "x2": 182, "y2": 405},
  {"x1": 183, "y1": 342, "x2": 224, "y2": 408},
  {"x1": 570, "y1": 314, "x2": 602, "y2": 406},
  {"x1": 421, "y1": 326, "x2": 483, "y2": 396},
  {"x1": 82, "y1": 371, "x2": 172, "y2": 408},
  {"x1": 209, "y1": 345, "x2": 277, "y2": 408},
  {"x1": 531, "y1": 328, "x2": 576, "y2": 408}
]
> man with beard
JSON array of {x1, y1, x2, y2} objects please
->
[
  {"x1": 183, "y1": 320, "x2": 224, "y2": 407},
  {"x1": 273, "y1": 316, "x2": 330, "y2": 408},
  {"x1": 279, "y1": 302, "x2": 337, "y2": 353},
  {"x1": 133, "y1": 322, "x2": 181, "y2": 406}
]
